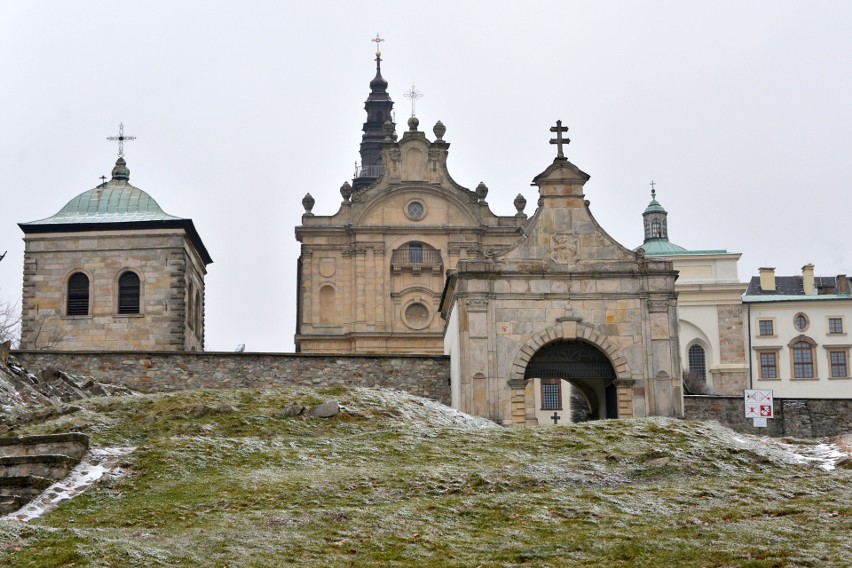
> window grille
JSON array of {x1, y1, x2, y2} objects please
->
[
  {"x1": 67, "y1": 272, "x2": 89, "y2": 316},
  {"x1": 541, "y1": 380, "x2": 561, "y2": 410},
  {"x1": 688, "y1": 344, "x2": 706, "y2": 380},
  {"x1": 118, "y1": 272, "x2": 141, "y2": 314},
  {"x1": 758, "y1": 320, "x2": 774, "y2": 336}
]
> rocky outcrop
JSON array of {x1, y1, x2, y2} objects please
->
[{"x1": 0, "y1": 344, "x2": 134, "y2": 429}]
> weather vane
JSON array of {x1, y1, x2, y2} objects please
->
[
  {"x1": 650, "y1": 180, "x2": 656, "y2": 199},
  {"x1": 549, "y1": 120, "x2": 570, "y2": 159},
  {"x1": 107, "y1": 123, "x2": 136, "y2": 158},
  {"x1": 372, "y1": 33, "x2": 384, "y2": 56},
  {"x1": 404, "y1": 85, "x2": 423, "y2": 117}
]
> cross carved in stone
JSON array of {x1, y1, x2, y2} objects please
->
[
  {"x1": 549, "y1": 120, "x2": 570, "y2": 159},
  {"x1": 551, "y1": 411, "x2": 561, "y2": 425},
  {"x1": 106, "y1": 123, "x2": 136, "y2": 157}
]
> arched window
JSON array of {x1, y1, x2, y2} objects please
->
[
  {"x1": 195, "y1": 290, "x2": 202, "y2": 332},
  {"x1": 118, "y1": 271, "x2": 141, "y2": 314},
  {"x1": 67, "y1": 272, "x2": 89, "y2": 316},
  {"x1": 650, "y1": 219, "x2": 662, "y2": 238},
  {"x1": 688, "y1": 344, "x2": 706, "y2": 380},
  {"x1": 792, "y1": 341, "x2": 815, "y2": 378}
]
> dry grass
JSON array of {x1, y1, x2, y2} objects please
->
[{"x1": 0, "y1": 386, "x2": 850, "y2": 567}]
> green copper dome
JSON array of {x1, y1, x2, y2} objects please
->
[
  {"x1": 23, "y1": 158, "x2": 184, "y2": 225},
  {"x1": 642, "y1": 188, "x2": 667, "y2": 215},
  {"x1": 637, "y1": 239, "x2": 689, "y2": 256}
]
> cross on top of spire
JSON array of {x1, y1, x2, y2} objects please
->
[
  {"x1": 372, "y1": 33, "x2": 384, "y2": 57},
  {"x1": 106, "y1": 123, "x2": 136, "y2": 158},
  {"x1": 650, "y1": 180, "x2": 656, "y2": 199},
  {"x1": 549, "y1": 120, "x2": 570, "y2": 159},
  {"x1": 404, "y1": 84, "x2": 423, "y2": 117}
]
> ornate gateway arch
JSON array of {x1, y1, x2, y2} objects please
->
[{"x1": 440, "y1": 123, "x2": 683, "y2": 426}]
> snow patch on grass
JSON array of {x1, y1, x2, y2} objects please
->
[{"x1": 3, "y1": 446, "x2": 135, "y2": 522}]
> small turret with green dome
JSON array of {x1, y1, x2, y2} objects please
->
[{"x1": 635, "y1": 182, "x2": 728, "y2": 258}]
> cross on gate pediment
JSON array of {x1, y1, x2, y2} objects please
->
[{"x1": 549, "y1": 120, "x2": 570, "y2": 159}]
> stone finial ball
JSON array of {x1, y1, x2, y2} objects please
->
[
  {"x1": 433, "y1": 120, "x2": 446, "y2": 141},
  {"x1": 408, "y1": 116, "x2": 419, "y2": 131},
  {"x1": 475, "y1": 182, "x2": 488, "y2": 201}
]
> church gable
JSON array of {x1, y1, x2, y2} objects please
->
[
  {"x1": 499, "y1": 157, "x2": 643, "y2": 268},
  {"x1": 355, "y1": 187, "x2": 479, "y2": 227}
]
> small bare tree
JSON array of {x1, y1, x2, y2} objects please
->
[
  {"x1": 682, "y1": 370, "x2": 713, "y2": 395},
  {"x1": 27, "y1": 312, "x2": 66, "y2": 350},
  {"x1": 0, "y1": 291, "x2": 20, "y2": 348}
]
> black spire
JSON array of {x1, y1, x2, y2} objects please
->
[{"x1": 353, "y1": 35, "x2": 396, "y2": 191}]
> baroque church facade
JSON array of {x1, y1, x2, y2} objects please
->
[{"x1": 296, "y1": 44, "x2": 684, "y2": 423}]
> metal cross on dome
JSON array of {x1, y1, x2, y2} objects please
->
[
  {"x1": 650, "y1": 179, "x2": 656, "y2": 199},
  {"x1": 372, "y1": 33, "x2": 384, "y2": 55},
  {"x1": 106, "y1": 123, "x2": 136, "y2": 158},
  {"x1": 404, "y1": 84, "x2": 423, "y2": 118},
  {"x1": 549, "y1": 120, "x2": 570, "y2": 159}
]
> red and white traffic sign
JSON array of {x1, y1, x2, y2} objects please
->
[{"x1": 744, "y1": 389, "x2": 774, "y2": 419}]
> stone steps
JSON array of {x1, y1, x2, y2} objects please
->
[
  {"x1": 0, "y1": 475, "x2": 53, "y2": 515},
  {"x1": 0, "y1": 433, "x2": 89, "y2": 515}
]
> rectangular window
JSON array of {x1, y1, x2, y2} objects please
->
[
  {"x1": 541, "y1": 380, "x2": 561, "y2": 410},
  {"x1": 758, "y1": 319, "x2": 774, "y2": 336},
  {"x1": 830, "y1": 351, "x2": 848, "y2": 378},
  {"x1": 759, "y1": 352, "x2": 777, "y2": 379},
  {"x1": 828, "y1": 318, "x2": 843, "y2": 334}
]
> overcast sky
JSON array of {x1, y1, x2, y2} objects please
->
[{"x1": 1, "y1": 1, "x2": 850, "y2": 352}]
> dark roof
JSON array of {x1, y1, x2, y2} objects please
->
[{"x1": 744, "y1": 275, "x2": 845, "y2": 299}]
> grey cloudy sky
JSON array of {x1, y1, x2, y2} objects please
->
[{"x1": 1, "y1": 1, "x2": 850, "y2": 352}]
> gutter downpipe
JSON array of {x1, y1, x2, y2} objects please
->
[{"x1": 746, "y1": 301, "x2": 753, "y2": 389}]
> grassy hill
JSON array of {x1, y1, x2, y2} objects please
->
[{"x1": 0, "y1": 386, "x2": 850, "y2": 567}]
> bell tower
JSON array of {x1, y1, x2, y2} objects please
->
[{"x1": 353, "y1": 34, "x2": 396, "y2": 191}]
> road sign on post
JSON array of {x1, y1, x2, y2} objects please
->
[{"x1": 744, "y1": 389, "x2": 774, "y2": 427}]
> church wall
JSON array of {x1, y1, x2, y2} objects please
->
[
  {"x1": 11, "y1": 351, "x2": 450, "y2": 404},
  {"x1": 20, "y1": 229, "x2": 203, "y2": 352}
]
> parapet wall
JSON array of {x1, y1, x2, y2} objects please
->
[
  {"x1": 684, "y1": 395, "x2": 852, "y2": 438},
  {"x1": 12, "y1": 351, "x2": 451, "y2": 405}
]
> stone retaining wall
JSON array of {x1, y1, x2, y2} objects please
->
[
  {"x1": 12, "y1": 351, "x2": 451, "y2": 405},
  {"x1": 684, "y1": 395, "x2": 852, "y2": 438}
]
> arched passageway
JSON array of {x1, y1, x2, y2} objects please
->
[{"x1": 524, "y1": 340, "x2": 618, "y2": 420}]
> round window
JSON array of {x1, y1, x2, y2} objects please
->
[
  {"x1": 403, "y1": 302, "x2": 431, "y2": 329},
  {"x1": 794, "y1": 313, "x2": 809, "y2": 332},
  {"x1": 406, "y1": 200, "x2": 425, "y2": 221}
]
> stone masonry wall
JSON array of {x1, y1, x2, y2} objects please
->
[
  {"x1": 12, "y1": 351, "x2": 451, "y2": 405},
  {"x1": 684, "y1": 394, "x2": 852, "y2": 438},
  {"x1": 714, "y1": 304, "x2": 748, "y2": 395},
  {"x1": 20, "y1": 230, "x2": 203, "y2": 352}
]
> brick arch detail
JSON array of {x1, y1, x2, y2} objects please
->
[{"x1": 509, "y1": 323, "x2": 632, "y2": 383}]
